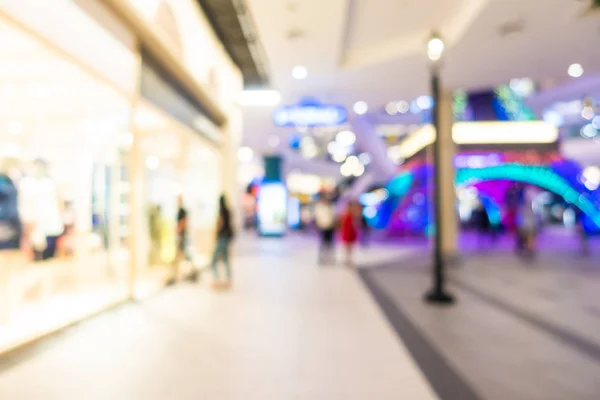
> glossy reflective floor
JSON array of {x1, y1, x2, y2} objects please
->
[{"x1": 0, "y1": 235, "x2": 436, "y2": 400}]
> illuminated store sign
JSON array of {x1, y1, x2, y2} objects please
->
[{"x1": 273, "y1": 97, "x2": 347, "y2": 127}]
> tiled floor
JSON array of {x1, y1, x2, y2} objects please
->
[
  {"x1": 361, "y1": 231, "x2": 600, "y2": 400},
  {"x1": 0, "y1": 235, "x2": 437, "y2": 400}
]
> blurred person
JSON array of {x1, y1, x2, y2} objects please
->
[
  {"x1": 241, "y1": 189, "x2": 256, "y2": 231},
  {"x1": 168, "y1": 196, "x2": 194, "y2": 285},
  {"x1": 340, "y1": 200, "x2": 360, "y2": 267},
  {"x1": 360, "y1": 209, "x2": 371, "y2": 248},
  {"x1": 574, "y1": 207, "x2": 589, "y2": 257},
  {"x1": 211, "y1": 195, "x2": 234, "y2": 289},
  {"x1": 517, "y1": 191, "x2": 537, "y2": 260},
  {"x1": 314, "y1": 193, "x2": 336, "y2": 265},
  {"x1": 472, "y1": 200, "x2": 491, "y2": 249}
]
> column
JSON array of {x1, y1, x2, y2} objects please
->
[{"x1": 437, "y1": 89, "x2": 458, "y2": 262}]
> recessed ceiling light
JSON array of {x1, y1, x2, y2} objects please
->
[
  {"x1": 353, "y1": 101, "x2": 368, "y2": 115},
  {"x1": 568, "y1": 63, "x2": 584, "y2": 78},
  {"x1": 292, "y1": 65, "x2": 308, "y2": 80}
]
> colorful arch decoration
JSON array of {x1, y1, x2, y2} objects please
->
[{"x1": 372, "y1": 163, "x2": 600, "y2": 231}]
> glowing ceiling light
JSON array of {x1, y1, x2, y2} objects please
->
[
  {"x1": 568, "y1": 63, "x2": 584, "y2": 78},
  {"x1": 581, "y1": 124, "x2": 597, "y2": 138},
  {"x1": 358, "y1": 152, "x2": 372, "y2": 165},
  {"x1": 292, "y1": 65, "x2": 308, "y2": 80},
  {"x1": 336, "y1": 130, "x2": 356, "y2": 146},
  {"x1": 543, "y1": 110, "x2": 564, "y2": 127},
  {"x1": 146, "y1": 156, "x2": 159, "y2": 170},
  {"x1": 237, "y1": 146, "x2": 255, "y2": 162},
  {"x1": 353, "y1": 101, "x2": 369, "y2": 115},
  {"x1": 340, "y1": 162, "x2": 353, "y2": 177},
  {"x1": 346, "y1": 155, "x2": 359, "y2": 165},
  {"x1": 582, "y1": 106, "x2": 595, "y2": 120},
  {"x1": 237, "y1": 90, "x2": 281, "y2": 106},
  {"x1": 332, "y1": 152, "x2": 347, "y2": 163},
  {"x1": 416, "y1": 95, "x2": 434, "y2": 110},
  {"x1": 397, "y1": 101, "x2": 410, "y2": 114},
  {"x1": 427, "y1": 34, "x2": 445, "y2": 62},
  {"x1": 386, "y1": 102, "x2": 399, "y2": 115},
  {"x1": 353, "y1": 164, "x2": 365, "y2": 177}
]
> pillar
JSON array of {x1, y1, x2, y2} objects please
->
[{"x1": 437, "y1": 89, "x2": 458, "y2": 262}]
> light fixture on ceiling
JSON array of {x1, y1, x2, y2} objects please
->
[
  {"x1": 427, "y1": 33, "x2": 445, "y2": 62},
  {"x1": 416, "y1": 95, "x2": 434, "y2": 110},
  {"x1": 582, "y1": 106, "x2": 595, "y2": 120},
  {"x1": 336, "y1": 130, "x2": 356, "y2": 146},
  {"x1": 292, "y1": 65, "x2": 308, "y2": 80},
  {"x1": 340, "y1": 156, "x2": 365, "y2": 177},
  {"x1": 358, "y1": 153, "x2": 372, "y2": 165},
  {"x1": 396, "y1": 101, "x2": 410, "y2": 114},
  {"x1": 237, "y1": 89, "x2": 281, "y2": 106},
  {"x1": 353, "y1": 101, "x2": 368, "y2": 115},
  {"x1": 568, "y1": 63, "x2": 584, "y2": 78},
  {"x1": 237, "y1": 146, "x2": 255, "y2": 162},
  {"x1": 581, "y1": 124, "x2": 597, "y2": 138},
  {"x1": 385, "y1": 102, "x2": 398, "y2": 115}
]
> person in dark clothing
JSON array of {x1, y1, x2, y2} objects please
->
[
  {"x1": 168, "y1": 196, "x2": 193, "y2": 285},
  {"x1": 473, "y1": 201, "x2": 491, "y2": 249},
  {"x1": 574, "y1": 208, "x2": 589, "y2": 256},
  {"x1": 211, "y1": 194, "x2": 234, "y2": 288}
]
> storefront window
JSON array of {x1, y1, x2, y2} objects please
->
[{"x1": 0, "y1": 16, "x2": 132, "y2": 352}]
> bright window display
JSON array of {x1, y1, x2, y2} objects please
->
[
  {"x1": 132, "y1": 101, "x2": 222, "y2": 297},
  {"x1": 0, "y1": 15, "x2": 132, "y2": 352}
]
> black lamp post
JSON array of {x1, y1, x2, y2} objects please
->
[{"x1": 424, "y1": 32, "x2": 455, "y2": 305}]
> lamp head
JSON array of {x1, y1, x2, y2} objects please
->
[{"x1": 427, "y1": 32, "x2": 445, "y2": 63}]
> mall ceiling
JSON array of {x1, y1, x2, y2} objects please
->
[
  {"x1": 195, "y1": 0, "x2": 269, "y2": 87},
  {"x1": 243, "y1": 0, "x2": 600, "y2": 136}
]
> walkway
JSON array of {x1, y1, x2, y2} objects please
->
[
  {"x1": 0, "y1": 235, "x2": 437, "y2": 400},
  {"x1": 361, "y1": 230, "x2": 600, "y2": 400}
]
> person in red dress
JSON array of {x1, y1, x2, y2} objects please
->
[{"x1": 340, "y1": 200, "x2": 360, "y2": 267}]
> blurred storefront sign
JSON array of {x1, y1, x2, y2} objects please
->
[{"x1": 273, "y1": 97, "x2": 347, "y2": 127}]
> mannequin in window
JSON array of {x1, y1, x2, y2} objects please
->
[
  {"x1": 0, "y1": 158, "x2": 21, "y2": 252},
  {"x1": 19, "y1": 159, "x2": 64, "y2": 261}
]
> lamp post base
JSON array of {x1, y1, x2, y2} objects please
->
[{"x1": 424, "y1": 289, "x2": 455, "y2": 305}]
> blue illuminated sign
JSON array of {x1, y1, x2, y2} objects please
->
[{"x1": 273, "y1": 97, "x2": 347, "y2": 127}]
